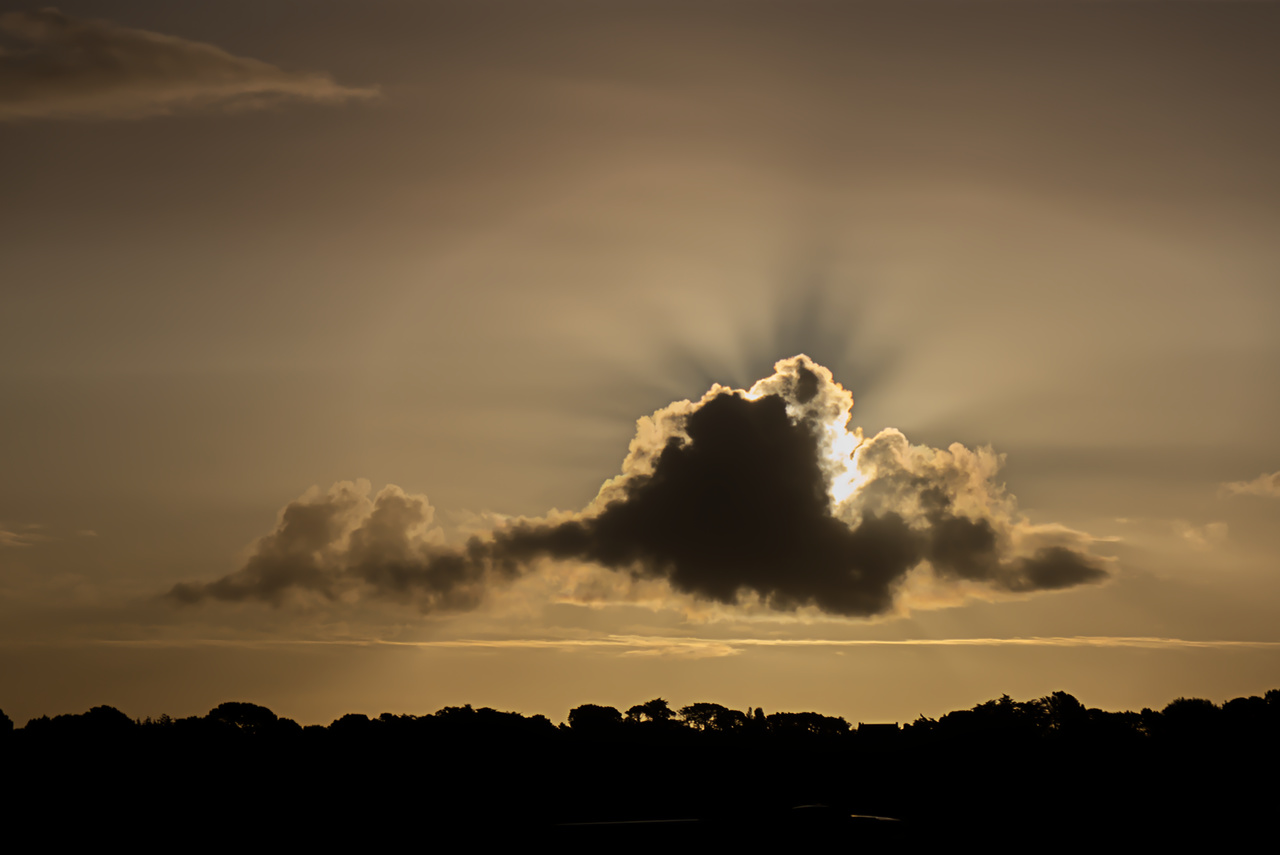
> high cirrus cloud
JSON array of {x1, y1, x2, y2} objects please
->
[
  {"x1": 0, "y1": 8, "x2": 377, "y2": 121},
  {"x1": 169, "y1": 356, "x2": 1109, "y2": 618}
]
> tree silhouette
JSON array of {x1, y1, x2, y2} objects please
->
[
  {"x1": 568, "y1": 703, "x2": 623, "y2": 732},
  {"x1": 766, "y1": 711, "x2": 849, "y2": 736},
  {"x1": 329, "y1": 712, "x2": 374, "y2": 736},
  {"x1": 207, "y1": 701, "x2": 278, "y2": 735},
  {"x1": 680, "y1": 702, "x2": 727, "y2": 731},
  {"x1": 80, "y1": 705, "x2": 136, "y2": 738},
  {"x1": 1159, "y1": 696, "x2": 1220, "y2": 740},
  {"x1": 625, "y1": 698, "x2": 675, "y2": 723},
  {"x1": 1222, "y1": 695, "x2": 1268, "y2": 732},
  {"x1": 1042, "y1": 691, "x2": 1087, "y2": 734}
]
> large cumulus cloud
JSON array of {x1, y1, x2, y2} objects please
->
[
  {"x1": 169, "y1": 356, "x2": 1108, "y2": 617},
  {"x1": 0, "y1": 8, "x2": 377, "y2": 121}
]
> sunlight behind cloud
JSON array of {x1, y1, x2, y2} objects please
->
[{"x1": 168, "y1": 356, "x2": 1109, "y2": 618}]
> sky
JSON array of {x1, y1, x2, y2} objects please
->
[{"x1": 2, "y1": 1, "x2": 1279, "y2": 728}]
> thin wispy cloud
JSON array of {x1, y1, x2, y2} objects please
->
[
  {"x1": 51, "y1": 635, "x2": 1280, "y2": 659},
  {"x1": 392, "y1": 635, "x2": 1280, "y2": 656},
  {"x1": 0, "y1": 8, "x2": 378, "y2": 121},
  {"x1": 0, "y1": 523, "x2": 49, "y2": 548}
]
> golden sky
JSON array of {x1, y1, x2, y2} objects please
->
[{"x1": 2, "y1": 1, "x2": 1279, "y2": 727}]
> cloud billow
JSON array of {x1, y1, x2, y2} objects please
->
[
  {"x1": 169, "y1": 483, "x2": 494, "y2": 613},
  {"x1": 169, "y1": 356, "x2": 1108, "y2": 617},
  {"x1": 0, "y1": 9, "x2": 377, "y2": 121},
  {"x1": 1221, "y1": 471, "x2": 1280, "y2": 499}
]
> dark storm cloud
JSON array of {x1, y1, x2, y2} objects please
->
[
  {"x1": 490, "y1": 391, "x2": 922, "y2": 616},
  {"x1": 0, "y1": 8, "x2": 377, "y2": 121},
  {"x1": 169, "y1": 357, "x2": 1108, "y2": 617}
]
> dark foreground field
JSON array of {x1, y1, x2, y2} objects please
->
[{"x1": 4, "y1": 691, "x2": 1275, "y2": 849}]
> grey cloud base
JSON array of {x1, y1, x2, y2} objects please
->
[{"x1": 169, "y1": 357, "x2": 1108, "y2": 617}]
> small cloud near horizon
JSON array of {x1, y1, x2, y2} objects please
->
[
  {"x1": 1221, "y1": 471, "x2": 1280, "y2": 499},
  {"x1": 0, "y1": 8, "x2": 378, "y2": 121}
]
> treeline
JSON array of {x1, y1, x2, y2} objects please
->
[
  {"x1": 3, "y1": 690, "x2": 1277, "y2": 846},
  {"x1": 5, "y1": 687, "x2": 1279, "y2": 744}
]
